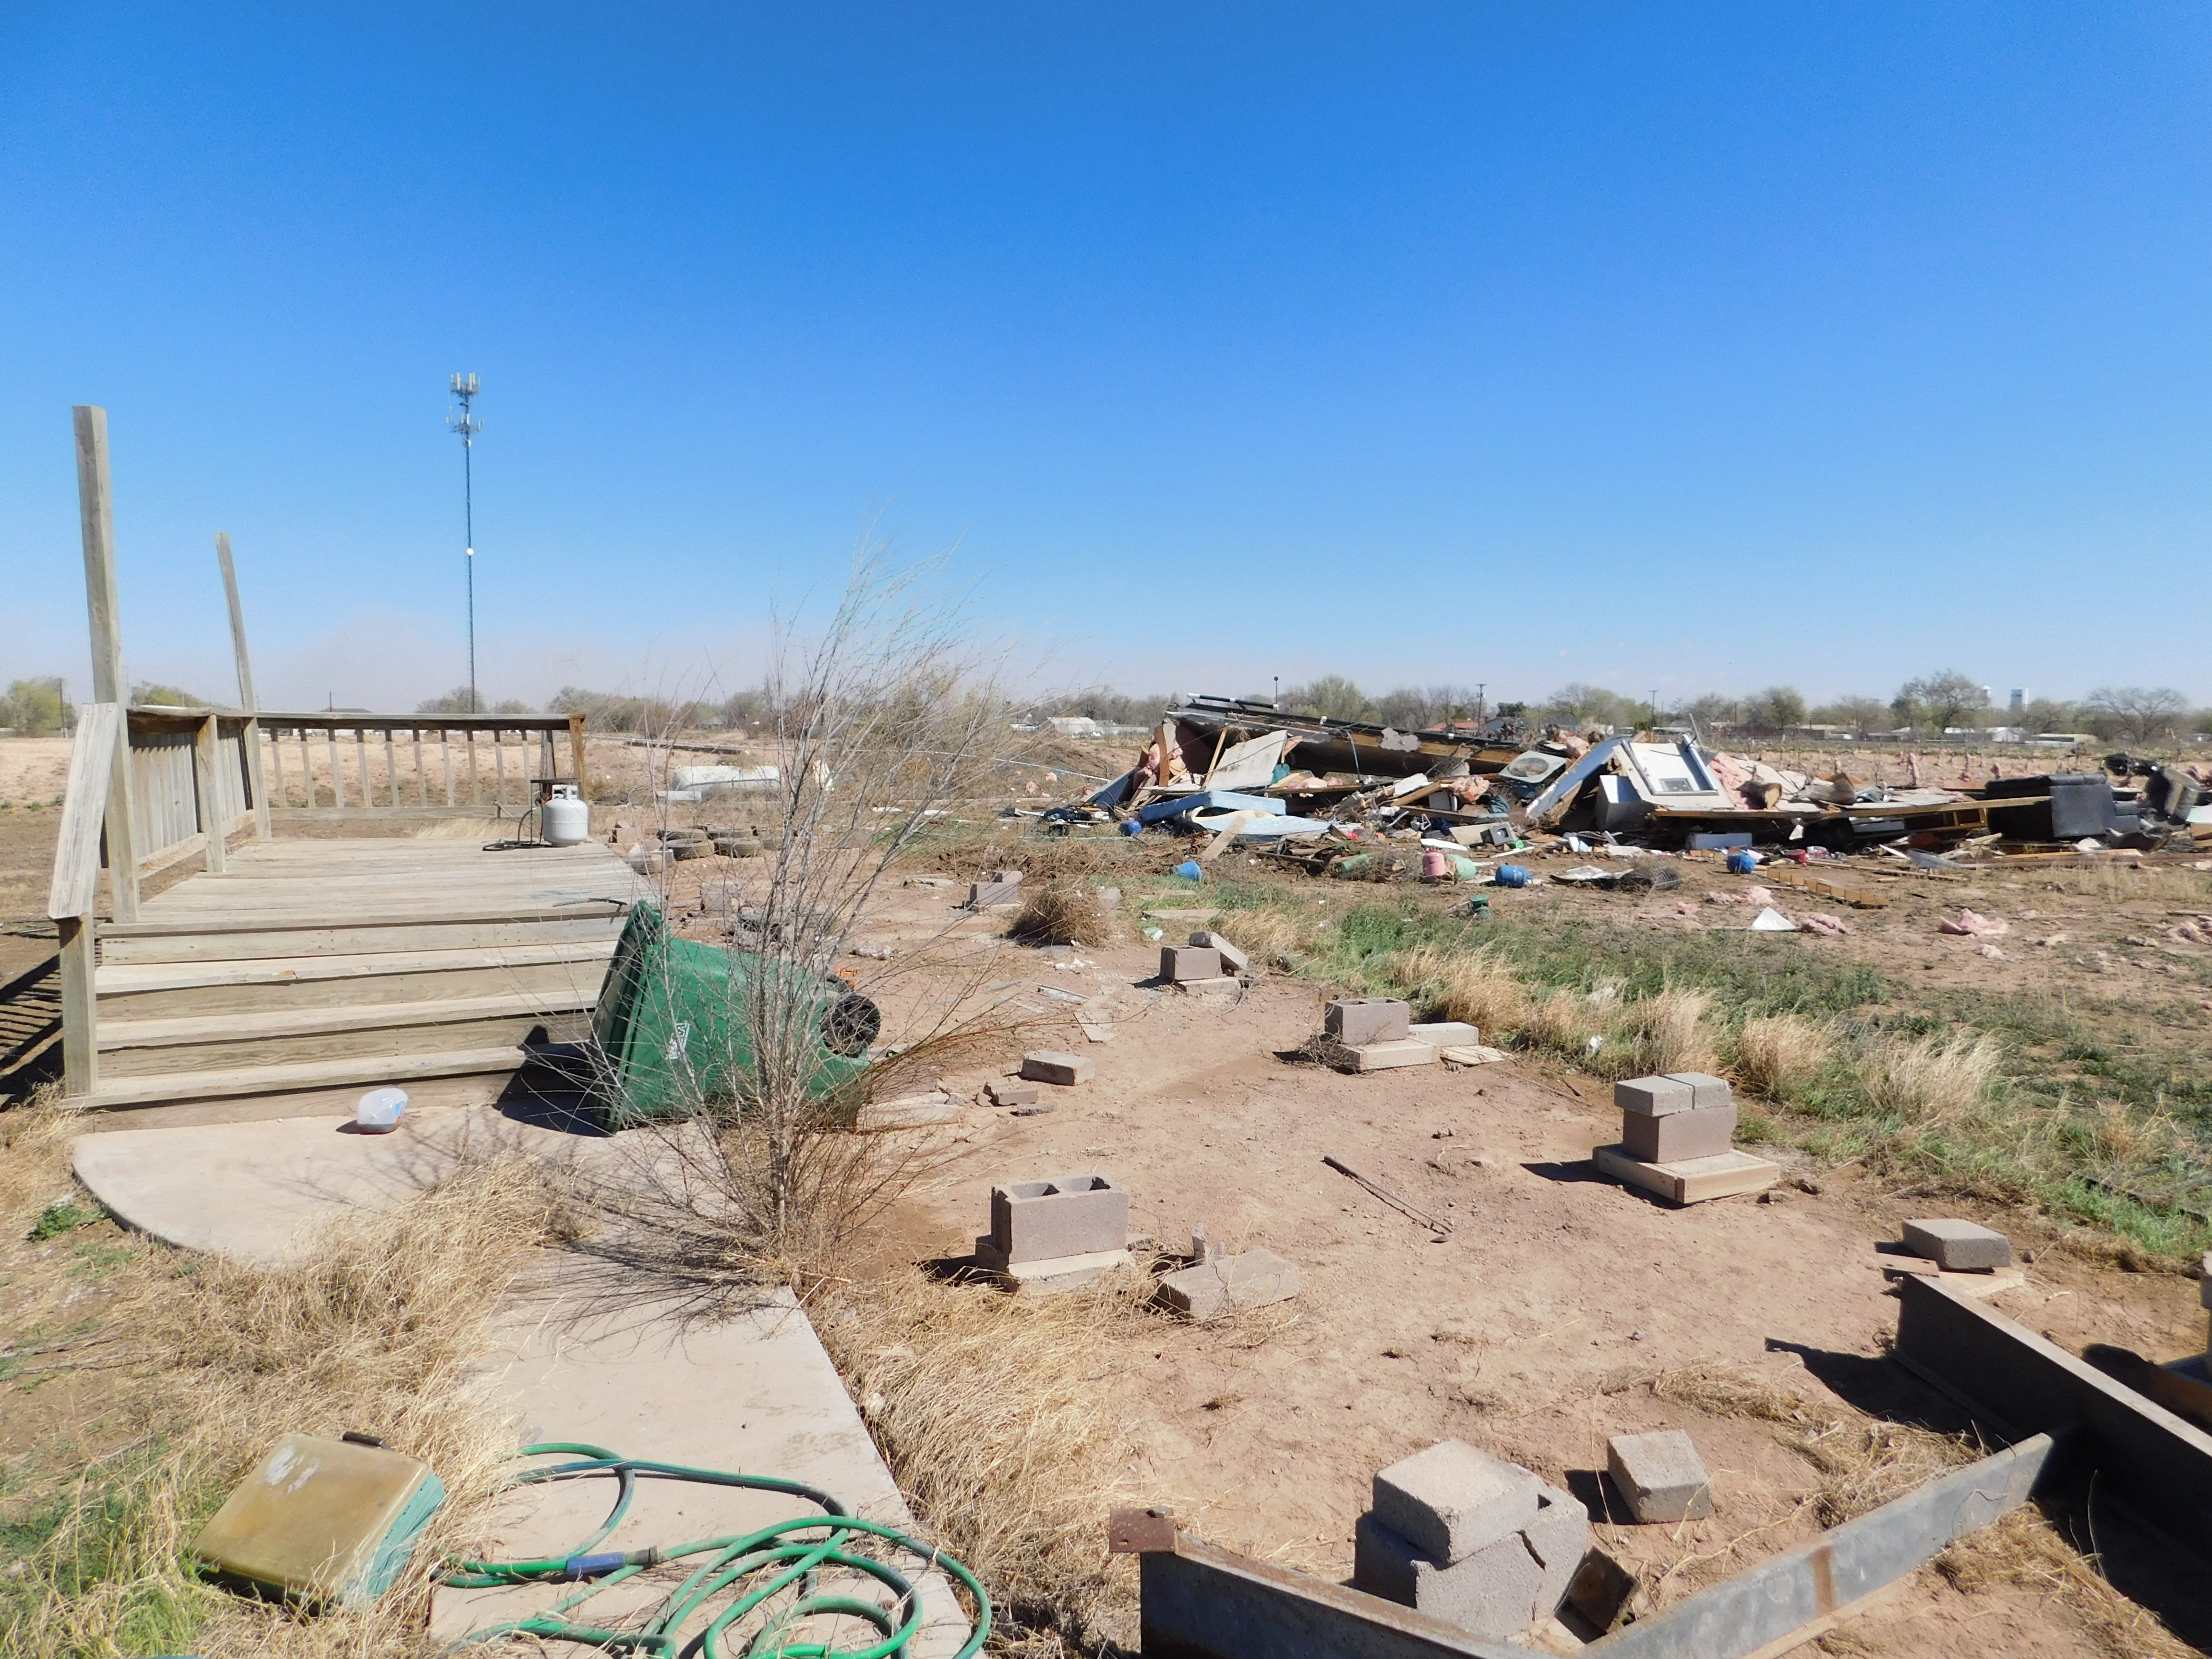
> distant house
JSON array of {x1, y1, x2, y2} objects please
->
[{"x1": 1047, "y1": 715, "x2": 1103, "y2": 738}]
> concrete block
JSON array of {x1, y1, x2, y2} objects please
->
[
  {"x1": 1338, "y1": 1039, "x2": 1437, "y2": 1072},
  {"x1": 1155, "y1": 1249, "x2": 1300, "y2": 1321},
  {"x1": 967, "y1": 880, "x2": 1023, "y2": 907},
  {"x1": 1622, "y1": 1103, "x2": 1737, "y2": 1163},
  {"x1": 1325, "y1": 998, "x2": 1410, "y2": 1046},
  {"x1": 1409, "y1": 1021, "x2": 1481, "y2": 1048},
  {"x1": 1606, "y1": 1430, "x2": 1713, "y2": 1523},
  {"x1": 1020, "y1": 1050, "x2": 1094, "y2": 1086},
  {"x1": 1190, "y1": 930, "x2": 1250, "y2": 973},
  {"x1": 1614, "y1": 1075, "x2": 1695, "y2": 1117},
  {"x1": 1352, "y1": 1514, "x2": 1550, "y2": 1640},
  {"x1": 1664, "y1": 1071, "x2": 1733, "y2": 1109},
  {"x1": 1173, "y1": 976, "x2": 1241, "y2": 997},
  {"x1": 984, "y1": 1080, "x2": 1040, "y2": 1107},
  {"x1": 1521, "y1": 1484, "x2": 1589, "y2": 1615},
  {"x1": 1903, "y1": 1218, "x2": 2012, "y2": 1271},
  {"x1": 972, "y1": 1239, "x2": 1131, "y2": 1293},
  {"x1": 1372, "y1": 1441, "x2": 1540, "y2": 1564},
  {"x1": 989, "y1": 1175, "x2": 1127, "y2": 1263},
  {"x1": 1161, "y1": 944, "x2": 1222, "y2": 983},
  {"x1": 856, "y1": 1092, "x2": 958, "y2": 1130}
]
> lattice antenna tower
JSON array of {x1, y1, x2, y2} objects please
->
[{"x1": 448, "y1": 373, "x2": 483, "y2": 713}]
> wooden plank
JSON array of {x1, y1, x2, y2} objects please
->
[
  {"x1": 267, "y1": 725, "x2": 286, "y2": 809},
  {"x1": 327, "y1": 725, "x2": 345, "y2": 808},
  {"x1": 48, "y1": 702, "x2": 120, "y2": 920},
  {"x1": 467, "y1": 728, "x2": 481, "y2": 805},
  {"x1": 101, "y1": 901, "x2": 627, "y2": 939},
  {"x1": 97, "y1": 956, "x2": 618, "y2": 1020},
  {"x1": 355, "y1": 728, "x2": 370, "y2": 811},
  {"x1": 569, "y1": 713, "x2": 588, "y2": 788},
  {"x1": 1594, "y1": 1144, "x2": 1780, "y2": 1205},
  {"x1": 385, "y1": 728, "x2": 399, "y2": 807},
  {"x1": 96, "y1": 939, "x2": 622, "y2": 996},
  {"x1": 442, "y1": 729, "x2": 456, "y2": 806},
  {"x1": 99, "y1": 987, "x2": 597, "y2": 1050},
  {"x1": 193, "y1": 715, "x2": 226, "y2": 874},
  {"x1": 58, "y1": 915, "x2": 96, "y2": 1099},
  {"x1": 79, "y1": 1045, "x2": 536, "y2": 1110},
  {"x1": 1585, "y1": 1436, "x2": 2053, "y2": 1659},
  {"x1": 100, "y1": 915, "x2": 624, "y2": 964},
  {"x1": 1758, "y1": 866, "x2": 1888, "y2": 909},
  {"x1": 493, "y1": 727, "x2": 507, "y2": 807},
  {"x1": 99, "y1": 1014, "x2": 563, "y2": 1077},
  {"x1": 73, "y1": 407, "x2": 140, "y2": 919},
  {"x1": 412, "y1": 728, "x2": 427, "y2": 807}
]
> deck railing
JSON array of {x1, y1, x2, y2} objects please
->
[{"x1": 252, "y1": 712, "x2": 588, "y2": 817}]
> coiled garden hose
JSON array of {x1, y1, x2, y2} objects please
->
[{"x1": 443, "y1": 1443, "x2": 989, "y2": 1657}]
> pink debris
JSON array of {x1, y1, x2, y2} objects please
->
[
  {"x1": 1802, "y1": 914, "x2": 1851, "y2": 937},
  {"x1": 1938, "y1": 909, "x2": 2010, "y2": 938}
]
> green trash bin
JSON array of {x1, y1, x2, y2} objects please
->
[{"x1": 586, "y1": 903, "x2": 878, "y2": 1127}]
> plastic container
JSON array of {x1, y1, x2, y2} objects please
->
[
  {"x1": 1494, "y1": 864, "x2": 1531, "y2": 889},
  {"x1": 1447, "y1": 854, "x2": 1483, "y2": 882},
  {"x1": 1725, "y1": 849, "x2": 1762, "y2": 875},
  {"x1": 355, "y1": 1087, "x2": 408, "y2": 1133},
  {"x1": 541, "y1": 784, "x2": 590, "y2": 846},
  {"x1": 1174, "y1": 861, "x2": 1204, "y2": 880},
  {"x1": 1420, "y1": 849, "x2": 1451, "y2": 881}
]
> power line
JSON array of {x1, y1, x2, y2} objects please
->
[{"x1": 447, "y1": 373, "x2": 482, "y2": 713}]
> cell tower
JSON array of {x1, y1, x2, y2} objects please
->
[{"x1": 447, "y1": 373, "x2": 482, "y2": 713}]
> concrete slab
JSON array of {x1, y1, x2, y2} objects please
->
[{"x1": 431, "y1": 1286, "x2": 971, "y2": 1656}]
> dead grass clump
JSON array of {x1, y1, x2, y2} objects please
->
[
  {"x1": 0, "y1": 1090, "x2": 77, "y2": 1235},
  {"x1": 5, "y1": 1158, "x2": 560, "y2": 1659},
  {"x1": 1607, "y1": 1361, "x2": 1830, "y2": 1427},
  {"x1": 1935, "y1": 1505, "x2": 2198, "y2": 1659},
  {"x1": 1209, "y1": 904, "x2": 1307, "y2": 964},
  {"x1": 1524, "y1": 986, "x2": 1608, "y2": 1058},
  {"x1": 813, "y1": 1268, "x2": 1145, "y2": 1651},
  {"x1": 1860, "y1": 1031, "x2": 2003, "y2": 1123},
  {"x1": 1626, "y1": 987, "x2": 1719, "y2": 1078},
  {"x1": 1394, "y1": 942, "x2": 1531, "y2": 1034},
  {"x1": 1794, "y1": 1419, "x2": 1973, "y2": 1526},
  {"x1": 1009, "y1": 883, "x2": 1111, "y2": 948},
  {"x1": 1731, "y1": 1012, "x2": 1832, "y2": 1101}
]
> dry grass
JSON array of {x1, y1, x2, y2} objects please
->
[
  {"x1": 1625, "y1": 986, "x2": 1720, "y2": 1078},
  {"x1": 1935, "y1": 1506, "x2": 2199, "y2": 1659},
  {"x1": 1859, "y1": 1031, "x2": 2003, "y2": 1124},
  {"x1": 1395, "y1": 941, "x2": 1531, "y2": 1033},
  {"x1": 1608, "y1": 1361, "x2": 1830, "y2": 1427},
  {"x1": 1208, "y1": 905, "x2": 1310, "y2": 965},
  {"x1": 1793, "y1": 1419, "x2": 1974, "y2": 1526},
  {"x1": 1524, "y1": 986, "x2": 1609, "y2": 1057},
  {"x1": 811, "y1": 1268, "x2": 1146, "y2": 1652},
  {"x1": 3, "y1": 1155, "x2": 561, "y2": 1659},
  {"x1": 1008, "y1": 883, "x2": 1112, "y2": 948},
  {"x1": 1732, "y1": 1012, "x2": 1834, "y2": 1102}
]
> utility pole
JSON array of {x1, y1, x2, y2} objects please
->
[
  {"x1": 448, "y1": 373, "x2": 482, "y2": 713},
  {"x1": 1476, "y1": 683, "x2": 1487, "y2": 723},
  {"x1": 1650, "y1": 689, "x2": 1660, "y2": 731}
]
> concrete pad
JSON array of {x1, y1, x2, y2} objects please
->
[
  {"x1": 1408, "y1": 1022, "x2": 1481, "y2": 1048},
  {"x1": 1155, "y1": 1248, "x2": 1300, "y2": 1321},
  {"x1": 432, "y1": 1285, "x2": 970, "y2": 1656},
  {"x1": 71, "y1": 1105, "x2": 631, "y2": 1269},
  {"x1": 971, "y1": 1242, "x2": 1135, "y2": 1294}
]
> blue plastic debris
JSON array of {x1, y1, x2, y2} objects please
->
[
  {"x1": 1494, "y1": 864, "x2": 1531, "y2": 888},
  {"x1": 1174, "y1": 861, "x2": 1204, "y2": 880}
]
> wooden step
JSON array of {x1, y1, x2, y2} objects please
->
[
  {"x1": 76, "y1": 1046, "x2": 538, "y2": 1110},
  {"x1": 99, "y1": 912, "x2": 624, "y2": 965},
  {"x1": 96, "y1": 942, "x2": 619, "y2": 1019},
  {"x1": 95, "y1": 990, "x2": 595, "y2": 1079}
]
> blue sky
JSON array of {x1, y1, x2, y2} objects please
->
[{"x1": 3, "y1": 4, "x2": 2207, "y2": 713}]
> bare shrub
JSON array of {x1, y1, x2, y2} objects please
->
[
  {"x1": 1732, "y1": 1012, "x2": 1832, "y2": 1100},
  {"x1": 1395, "y1": 942, "x2": 1530, "y2": 1034},
  {"x1": 813, "y1": 1268, "x2": 1145, "y2": 1650},
  {"x1": 1860, "y1": 1031, "x2": 2003, "y2": 1123}
]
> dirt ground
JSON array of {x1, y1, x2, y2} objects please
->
[{"x1": 6, "y1": 727, "x2": 2212, "y2": 1654}]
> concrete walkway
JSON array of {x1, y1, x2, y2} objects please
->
[{"x1": 71, "y1": 1106, "x2": 973, "y2": 1656}]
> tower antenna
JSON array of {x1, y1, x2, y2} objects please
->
[{"x1": 447, "y1": 373, "x2": 482, "y2": 713}]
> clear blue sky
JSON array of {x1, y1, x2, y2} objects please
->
[{"x1": 3, "y1": 4, "x2": 2207, "y2": 713}]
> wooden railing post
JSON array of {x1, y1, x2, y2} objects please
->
[
  {"x1": 193, "y1": 714, "x2": 226, "y2": 873},
  {"x1": 216, "y1": 532, "x2": 273, "y2": 840},
  {"x1": 48, "y1": 701, "x2": 120, "y2": 1101},
  {"x1": 72, "y1": 407, "x2": 140, "y2": 921},
  {"x1": 568, "y1": 713, "x2": 588, "y2": 789}
]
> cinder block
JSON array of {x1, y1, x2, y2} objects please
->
[
  {"x1": 1622, "y1": 1103, "x2": 1737, "y2": 1163},
  {"x1": 1161, "y1": 944, "x2": 1222, "y2": 983},
  {"x1": 1614, "y1": 1075, "x2": 1695, "y2": 1117},
  {"x1": 1155, "y1": 1249, "x2": 1300, "y2": 1320},
  {"x1": 1326, "y1": 998, "x2": 1411, "y2": 1046},
  {"x1": 1020, "y1": 1050, "x2": 1094, "y2": 1086},
  {"x1": 1191, "y1": 930, "x2": 1250, "y2": 973},
  {"x1": 989, "y1": 1174, "x2": 1128, "y2": 1263},
  {"x1": 1352, "y1": 1514, "x2": 1549, "y2": 1640},
  {"x1": 1606, "y1": 1430, "x2": 1713, "y2": 1523},
  {"x1": 1409, "y1": 1021, "x2": 1481, "y2": 1048},
  {"x1": 1372, "y1": 1441, "x2": 1540, "y2": 1564},
  {"x1": 984, "y1": 1080, "x2": 1040, "y2": 1107},
  {"x1": 1663, "y1": 1071, "x2": 1733, "y2": 1109},
  {"x1": 967, "y1": 880, "x2": 1023, "y2": 907},
  {"x1": 1521, "y1": 1484, "x2": 1589, "y2": 1616},
  {"x1": 1902, "y1": 1218, "x2": 2011, "y2": 1271}
]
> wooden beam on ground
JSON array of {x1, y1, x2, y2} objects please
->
[
  {"x1": 1894, "y1": 1274, "x2": 2212, "y2": 1553},
  {"x1": 72, "y1": 406, "x2": 140, "y2": 920},
  {"x1": 215, "y1": 532, "x2": 272, "y2": 840},
  {"x1": 1584, "y1": 1434, "x2": 2053, "y2": 1658}
]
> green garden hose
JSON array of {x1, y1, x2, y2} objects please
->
[{"x1": 443, "y1": 1443, "x2": 989, "y2": 1658}]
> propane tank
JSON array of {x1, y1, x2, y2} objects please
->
[{"x1": 541, "y1": 783, "x2": 590, "y2": 846}]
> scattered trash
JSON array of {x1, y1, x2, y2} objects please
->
[
  {"x1": 1494, "y1": 864, "x2": 1531, "y2": 888},
  {"x1": 1939, "y1": 909, "x2": 2010, "y2": 938},
  {"x1": 1173, "y1": 861, "x2": 1204, "y2": 881},
  {"x1": 1749, "y1": 907, "x2": 1798, "y2": 931},
  {"x1": 355, "y1": 1087, "x2": 408, "y2": 1133},
  {"x1": 1724, "y1": 849, "x2": 1762, "y2": 874},
  {"x1": 1801, "y1": 913, "x2": 1851, "y2": 937}
]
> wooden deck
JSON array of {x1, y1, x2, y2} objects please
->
[{"x1": 81, "y1": 836, "x2": 646, "y2": 1118}]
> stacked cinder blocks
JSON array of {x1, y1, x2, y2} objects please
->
[
  {"x1": 1616, "y1": 1073, "x2": 1737, "y2": 1163},
  {"x1": 1350, "y1": 1441, "x2": 1587, "y2": 1640},
  {"x1": 1322, "y1": 998, "x2": 1438, "y2": 1072}
]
